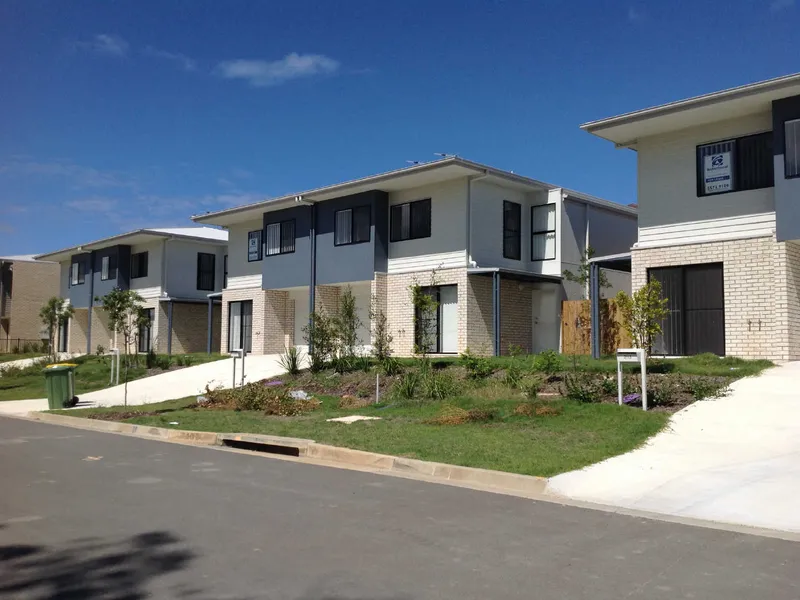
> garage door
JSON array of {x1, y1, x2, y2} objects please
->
[{"x1": 649, "y1": 263, "x2": 725, "y2": 356}]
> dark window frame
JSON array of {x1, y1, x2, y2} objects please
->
[
  {"x1": 784, "y1": 118, "x2": 800, "y2": 179},
  {"x1": 502, "y1": 200, "x2": 521, "y2": 260},
  {"x1": 264, "y1": 219, "x2": 296, "y2": 256},
  {"x1": 390, "y1": 198, "x2": 432, "y2": 242},
  {"x1": 334, "y1": 205, "x2": 372, "y2": 246},
  {"x1": 130, "y1": 252, "x2": 149, "y2": 279},
  {"x1": 100, "y1": 254, "x2": 118, "y2": 282},
  {"x1": 196, "y1": 252, "x2": 216, "y2": 291},
  {"x1": 531, "y1": 204, "x2": 556, "y2": 261},
  {"x1": 138, "y1": 308, "x2": 154, "y2": 353},
  {"x1": 223, "y1": 254, "x2": 228, "y2": 289},
  {"x1": 228, "y1": 299, "x2": 253, "y2": 353},
  {"x1": 247, "y1": 230, "x2": 263, "y2": 262},
  {"x1": 70, "y1": 260, "x2": 86, "y2": 286},
  {"x1": 696, "y1": 131, "x2": 774, "y2": 197}
]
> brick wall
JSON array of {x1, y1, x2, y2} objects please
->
[
  {"x1": 168, "y1": 302, "x2": 220, "y2": 354},
  {"x1": 500, "y1": 278, "x2": 534, "y2": 355},
  {"x1": 69, "y1": 309, "x2": 89, "y2": 354},
  {"x1": 631, "y1": 235, "x2": 800, "y2": 360},
  {"x1": 315, "y1": 285, "x2": 340, "y2": 315},
  {"x1": 465, "y1": 274, "x2": 493, "y2": 354},
  {"x1": 6, "y1": 260, "x2": 60, "y2": 341},
  {"x1": 370, "y1": 273, "x2": 387, "y2": 345},
  {"x1": 264, "y1": 290, "x2": 291, "y2": 353},
  {"x1": 221, "y1": 287, "x2": 266, "y2": 355},
  {"x1": 90, "y1": 308, "x2": 114, "y2": 353}
]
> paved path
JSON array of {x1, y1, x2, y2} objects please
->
[
  {"x1": 0, "y1": 354, "x2": 284, "y2": 415},
  {"x1": 549, "y1": 362, "x2": 800, "y2": 532},
  {"x1": 2, "y1": 417, "x2": 799, "y2": 599}
]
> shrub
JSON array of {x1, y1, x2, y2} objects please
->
[
  {"x1": 95, "y1": 345, "x2": 105, "y2": 357},
  {"x1": 278, "y1": 346, "x2": 303, "y2": 375},
  {"x1": 303, "y1": 311, "x2": 337, "y2": 372},
  {"x1": 174, "y1": 354, "x2": 193, "y2": 367},
  {"x1": 223, "y1": 382, "x2": 319, "y2": 415},
  {"x1": 155, "y1": 355, "x2": 172, "y2": 371},
  {"x1": 420, "y1": 369, "x2": 458, "y2": 401},
  {"x1": 466, "y1": 408, "x2": 497, "y2": 422},
  {"x1": 647, "y1": 359, "x2": 675, "y2": 374},
  {"x1": 146, "y1": 349, "x2": 158, "y2": 369},
  {"x1": 458, "y1": 349, "x2": 494, "y2": 380},
  {"x1": 334, "y1": 285, "x2": 363, "y2": 360},
  {"x1": 369, "y1": 300, "x2": 394, "y2": 362},
  {"x1": 378, "y1": 356, "x2": 401, "y2": 376},
  {"x1": 600, "y1": 376, "x2": 617, "y2": 396},
  {"x1": 504, "y1": 363, "x2": 524, "y2": 389},
  {"x1": 562, "y1": 372, "x2": 602, "y2": 403},
  {"x1": 649, "y1": 378, "x2": 678, "y2": 407},
  {"x1": 522, "y1": 375, "x2": 544, "y2": 401},
  {"x1": 687, "y1": 376, "x2": 729, "y2": 401},
  {"x1": 532, "y1": 350, "x2": 560, "y2": 377},
  {"x1": 392, "y1": 371, "x2": 419, "y2": 400},
  {"x1": 338, "y1": 394, "x2": 371, "y2": 409},
  {"x1": 354, "y1": 354, "x2": 372, "y2": 373}
]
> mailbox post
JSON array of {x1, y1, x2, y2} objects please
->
[
  {"x1": 616, "y1": 348, "x2": 647, "y2": 411},
  {"x1": 230, "y1": 349, "x2": 245, "y2": 388}
]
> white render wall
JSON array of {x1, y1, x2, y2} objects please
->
[
  {"x1": 636, "y1": 112, "x2": 774, "y2": 229},
  {"x1": 164, "y1": 239, "x2": 225, "y2": 300},
  {"x1": 129, "y1": 240, "x2": 163, "y2": 300}
]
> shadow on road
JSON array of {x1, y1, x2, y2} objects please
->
[{"x1": 0, "y1": 530, "x2": 200, "y2": 599}]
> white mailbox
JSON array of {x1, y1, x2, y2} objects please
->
[
  {"x1": 616, "y1": 348, "x2": 647, "y2": 411},
  {"x1": 229, "y1": 349, "x2": 246, "y2": 388}
]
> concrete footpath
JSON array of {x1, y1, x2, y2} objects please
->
[
  {"x1": 548, "y1": 362, "x2": 800, "y2": 533},
  {"x1": 0, "y1": 354, "x2": 284, "y2": 415}
]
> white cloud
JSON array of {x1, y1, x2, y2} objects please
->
[
  {"x1": 770, "y1": 0, "x2": 794, "y2": 11},
  {"x1": 76, "y1": 34, "x2": 129, "y2": 57},
  {"x1": 216, "y1": 53, "x2": 340, "y2": 87},
  {"x1": 65, "y1": 198, "x2": 118, "y2": 213},
  {"x1": 627, "y1": 6, "x2": 645, "y2": 21},
  {"x1": 0, "y1": 159, "x2": 132, "y2": 188},
  {"x1": 142, "y1": 46, "x2": 198, "y2": 72}
]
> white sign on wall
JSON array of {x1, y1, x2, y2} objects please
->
[{"x1": 703, "y1": 151, "x2": 733, "y2": 195}]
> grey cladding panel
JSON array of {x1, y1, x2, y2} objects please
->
[
  {"x1": 262, "y1": 205, "x2": 312, "y2": 289},
  {"x1": 773, "y1": 96, "x2": 800, "y2": 241},
  {"x1": 587, "y1": 205, "x2": 637, "y2": 256}
]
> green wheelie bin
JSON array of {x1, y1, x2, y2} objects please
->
[{"x1": 43, "y1": 363, "x2": 78, "y2": 409}]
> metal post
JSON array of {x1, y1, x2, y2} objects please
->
[
  {"x1": 240, "y1": 350, "x2": 246, "y2": 387},
  {"x1": 641, "y1": 357, "x2": 648, "y2": 411},
  {"x1": 206, "y1": 297, "x2": 213, "y2": 354},
  {"x1": 375, "y1": 373, "x2": 380, "y2": 404},
  {"x1": 308, "y1": 203, "x2": 317, "y2": 353},
  {"x1": 166, "y1": 301, "x2": 173, "y2": 356},
  {"x1": 590, "y1": 262, "x2": 601, "y2": 359},
  {"x1": 231, "y1": 354, "x2": 237, "y2": 388},
  {"x1": 617, "y1": 361, "x2": 623, "y2": 406},
  {"x1": 492, "y1": 271, "x2": 501, "y2": 356}
]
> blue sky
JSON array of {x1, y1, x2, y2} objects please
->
[{"x1": 1, "y1": 0, "x2": 798, "y2": 255}]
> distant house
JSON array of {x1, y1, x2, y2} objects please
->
[
  {"x1": 583, "y1": 72, "x2": 800, "y2": 360},
  {"x1": 192, "y1": 157, "x2": 637, "y2": 357},
  {"x1": 0, "y1": 255, "x2": 60, "y2": 352},
  {"x1": 36, "y1": 227, "x2": 228, "y2": 355}
]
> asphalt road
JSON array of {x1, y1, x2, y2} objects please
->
[{"x1": 1, "y1": 418, "x2": 799, "y2": 600}]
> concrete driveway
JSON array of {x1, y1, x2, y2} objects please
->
[
  {"x1": 0, "y1": 354, "x2": 285, "y2": 415},
  {"x1": 548, "y1": 361, "x2": 800, "y2": 533}
]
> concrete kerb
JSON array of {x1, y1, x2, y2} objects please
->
[{"x1": 25, "y1": 411, "x2": 547, "y2": 495}]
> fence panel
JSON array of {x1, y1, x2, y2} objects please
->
[{"x1": 560, "y1": 300, "x2": 631, "y2": 355}]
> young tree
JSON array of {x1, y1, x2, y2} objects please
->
[
  {"x1": 562, "y1": 246, "x2": 610, "y2": 302},
  {"x1": 409, "y1": 270, "x2": 439, "y2": 359},
  {"x1": 303, "y1": 311, "x2": 336, "y2": 372},
  {"x1": 39, "y1": 297, "x2": 74, "y2": 362},
  {"x1": 97, "y1": 288, "x2": 148, "y2": 405},
  {"x1": 334, "y1": 285, "x2": 363, "y2": 360},
  {"x1": 615, "y1": 280, "x2": 670, "y2": 356},
  {"x1": 369, "y1": 295, "x2": 393, "y2": 362}
]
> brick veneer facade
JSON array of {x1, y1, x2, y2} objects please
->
[
  {"x1": 1, "y1": 259, "x2": 60, "y2": 343},
  {"x1": 631, "y1": 235, "x2": 800, "y2": 361}
]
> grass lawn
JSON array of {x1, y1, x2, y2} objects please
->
[
  {"x1": 59, "y1": 392, "x2": 669, "y2": 477},
  {"x1": 0, "y1": 353, "x2": 226, "y2": 401},
  {"x1": 0, "y1": 353, "x2": 44, "y2": 363}
]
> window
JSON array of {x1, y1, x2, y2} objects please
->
[
  {"x1": 100, "y1": 254, "x2": 117, "y2": 281},
  {"x1": 223, "y1": 254, "x2": 228, "y2": 289},
  {"x1": 531, "y1": 204, "x2": 556, "y2": 260},
  {"x1": 131, "y1": 252, "x2": 148, "y2": 279},
  {"x1": 785, "y1": 119, "x2": 800, "y2": 179},
  {"x1": 70, "y1": 260, "x2": 85, "y2": 285},
  {"x1": 334, "y1": 205, "x2": 371, "y2": 246},
  {"x1": 503, "y1": 200, "x2": 521, "y2": 260},
  {"x1": 697, "y1": 132, "x2": 773, "y2": 196},
  {"x1": 228, "y1": 300, "x2": 253, "y2": 353},
  {"x1": 390, "y1": 199, "x2": 432, "y2": 242},
  {"x1": 196, "y1": 253, "x2": 216, "y2": 291},
  {"x1": 138, "y1": 308, "x2": 154, "y2": 353},
  {"x1": 265, "y1": 220, "x2": 296, "y2": 256},
  {"x1": 247, "y1": 230, "x2": 263, "y2": 262}
]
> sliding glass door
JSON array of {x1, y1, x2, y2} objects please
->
[{"x1": 228, "y1": 300, "x2": 253, "y2": 353}]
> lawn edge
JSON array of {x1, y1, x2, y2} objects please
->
[{"x1": 26, "y1": 411, "x2": 547, "y2": 495}]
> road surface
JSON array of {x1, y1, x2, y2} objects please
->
[{"x1": 1, "y1": 417, "x2": 798, "y2": 599}]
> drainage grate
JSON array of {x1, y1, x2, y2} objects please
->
[{"x1": 220, "y1": 439, "x2": 300, "y2": 457}]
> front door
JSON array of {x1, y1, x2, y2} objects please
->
[
  {"x1": 415, "y1": 285, "x2": 458, "y2": 354},
  {"x1": 228, "y1": 300, "x2": 253, "y2": 353},
  {"x1": 532, "y1": 287, "x2": 559, "y2": 353}
]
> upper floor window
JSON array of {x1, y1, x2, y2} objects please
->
[
  {"x1": 503, "y1": 200, "x2": 521, "y2": 260},
  {"x1": 131, "y1": 252, "x2": 148, "y2": 279},
  {"x1": 70, "y1": 260, "x2": 85, "y2": 286},
  {"x1": 785, "y1": 119, "x2": 800, "y2": 179},
  {"x1": 196, "y1": 252, "x2": 216, "y2": 291},
  {"x1": 390, "y1": 198, "x2": 431, "y2": 242},
  {"x1": 100, "y1": 254, "x2": 117, "y2": 281},
  {"x1": 265, "y1": 220, "x2": 296, "y2": 256},
  {"x1": 334, "y1": 205, "x2": 371, "y2": 246},
  {"x1": 531, "y1": 204, "x2": 556, "y2": 261},
  {"x1": 697, "y1": 132, "x2": 773, "y2": 197},
  {"x1": 248, "y1": 230, "x2": 263, "y2": 262}
]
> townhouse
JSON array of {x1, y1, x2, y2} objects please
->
[
  {"x1": 193, "y1": 157, "x2": 636, "y2": 357},
  {"x1": 0, "y1": 255, "x2": 60, "y2": 352},
  {"x1": 583, "y1": 72, "x2": 800, "y2": 360},
  {"x1": 36, "y1": 227, "x2": 228, "y2": 355}
]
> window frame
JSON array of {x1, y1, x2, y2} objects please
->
[
  {"x1": 334, "y1": 205, "x2": 372, "y2": 246},
  {"x1": 70, "y1": 260, "x2": 85, "y2": 286},
  {"x1": 696, "y1": 131, "x2": 774, "y2": 197},
  {"x1": 390, "y1": 198, "x2": 432, "y2": 243},
  {"x1": 502, "y1": 200, "x2": 522, "y2": 261},
  {"x1": 100, "y1": 254, "x2": 117, "y2": 281},
  {"x1": 531, "y1": 204, "x2": 557, "y2": 261},
  {"x1": 784, "y1": 118, "x2": 800, "y2": 179},
  {"x1": 223, "y1": 254, "x2": 228, "y2": 289},
  {"x1": 247, "y1": 230, "x2": 263, "y2": 262},
  {"x1": 264, "y1": 219, "x2": 296, "y2": 256},
  {"x1": 130, "y1": 251, "x2": 149, "y2": 279},
  {"x1": 196, "y1": 252, "x2": 216, "y2": 291}
]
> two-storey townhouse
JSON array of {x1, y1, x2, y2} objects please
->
[
  {"x1": 582, "y1": 73, "x2": 800, "y2": 361},
  {"x1": 35, "y1": 227, "x2": 228, "y2": 356},
  {"x1": 0, "y1": 255, "x2": 60, "y2": 351},
  {"x1": 193, "y1": 157, "x2": 636, "y2": 357}
]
